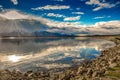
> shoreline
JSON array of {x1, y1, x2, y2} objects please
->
[
  {"x1": 0, "y1": 36, "x2": 120, "y2": 80},
  {"x1": 0, "y1": 35, "x2": 120, "y2": 39}
]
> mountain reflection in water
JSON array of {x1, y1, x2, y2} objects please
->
[{"x1": 0, "y1": 37, "x2": 115, "y2": 72}]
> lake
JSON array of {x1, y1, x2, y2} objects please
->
[{"x1": 0, "y1": 37, "x2": 115, "y2": 72}]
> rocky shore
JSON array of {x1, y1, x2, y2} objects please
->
[{"x1": 0, "y1": 37, "x2": 120, "y2": 80}]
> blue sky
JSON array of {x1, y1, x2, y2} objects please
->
[{"x1": 0, "y1": 0, "x2": 120, "y2": 25}]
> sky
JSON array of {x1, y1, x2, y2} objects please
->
[
  {"x1": 0, "y1": 0, "x2": 120, "y2": 35},
  {"x1": 0, "y1": 0, "x2": 120, "y2": 24}
]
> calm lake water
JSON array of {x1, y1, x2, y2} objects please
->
[{"x1": 0, "y1": 37, "x2": 115, "y2": 72}]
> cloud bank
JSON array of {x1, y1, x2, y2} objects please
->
[{"x1": 0, "y1": 10, "x2": 120, "y2": 35}]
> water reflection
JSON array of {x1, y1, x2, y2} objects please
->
[
  {"x1": 0, "y1": 37, "x2": 115, "y2": 71},
  {"x1": 8, "y1": 55, "x2": 22, "y2": 62}
]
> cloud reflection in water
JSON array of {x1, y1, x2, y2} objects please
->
[{"x1": 0, "y1": 38, "x2": 115, "y2": 71}]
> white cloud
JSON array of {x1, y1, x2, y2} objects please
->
[
  {"x1": 93, "y1": 16, "x2": 104, "y2": 19},
  {"x1": 0, "y1": 10, "x2": 52, "y2": 24},
  {"x1": 76, "y1": 20, "x2": 120, "y2": 35},
  {"x1": 46, "y1": 20, "x2": 120, "y2": 35},
  {"x1": 0, "y1": 5, "x2": 2, "y2": 8},
  {"x1": 72, "y1": 12, "x2": 84, "y2": 15},
  {"x1": 86, "y1": 0, "x2": 99, "y2": 5},
  {"x1": 53, "y1": 0, "x2": 64, "y2": 2},
  {"x1": 31, "y1": 5, "x2": 70, "y2": 10},
  {"x1": 93, "y1": 6, "x2": 102, "y2": 11},
  {"x1": 94, "y1": 16, "x2": 104, "y2": 19},
  {"x1": 11, "y1": 0, "x2": 18, "y2": 5},
  {"x1": 0, "y1": 10, "x2": 29, "y2": 19},
  {"x1": 64, "y1": 16, "x2": 80, "y2": 21},
  {"x1": 94, "y1": 20, "x2": 120, "y2": 27},
  {"x1": 46, "y1": 21, "x2": 81, "y2": 27},
  {"x1": 47, "y1": 13, "x2": 65, "y2": 18},
  {"x1": 85, "y1": 0, "x2": 120, "y2": 11},
  {"x1": 93, "y1": 16, "x2": 111, "y2": 19},
  {"x1": 0, "y1": 5, "x2": 3, "y2": 11},
  {"x1": 76, "y1": 8, "x2": 80, "y2": 10}
]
